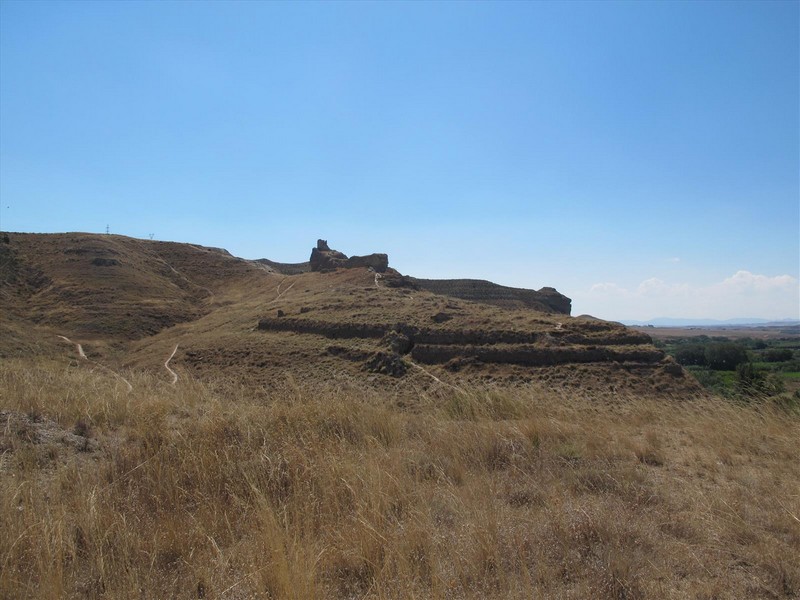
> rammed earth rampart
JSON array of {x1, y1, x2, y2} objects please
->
[{"x1": 257, "y1": 317, "x2": 665, "y2": 368}]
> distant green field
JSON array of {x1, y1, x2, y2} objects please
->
[
  {"x1": 771, "y1": 340, "x2": 800, "y2": 349},
  {"x1": 668, "y1": 334, "x2": 799, "y2": 399}
]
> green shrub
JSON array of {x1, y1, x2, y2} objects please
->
[
  {"x1": 685, "y1": 366, "x2": 731, "y2": 396},
  {"x1": 674, "y1": 344, "x2": 707, "y2": 366},
  {"x1": 763, "y1": 348, "x2": 793, "y2": 362},
  {"x1": 705, "y1": 342, "x2": 749, "y2": 371},
  {"x1": 736, "y1": 362, "x2": 763, "y2": 392},
  {"x1": 735, "y1": 363, "x2": 786, "y2": 398}
]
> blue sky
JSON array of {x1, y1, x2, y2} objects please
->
[{"x1": 1, "y1": 0, "x2": 797, "y2": 320}]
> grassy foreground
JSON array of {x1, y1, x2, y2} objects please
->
[{"x1": 1, "y1": 360, "x2": 798, "y2": 599}]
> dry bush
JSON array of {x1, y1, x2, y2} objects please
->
[{"x1": 1, "y1": 358, "x2": 798, "y2": 598}]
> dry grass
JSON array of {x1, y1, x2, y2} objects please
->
[{"x1": 1, "y1": 359, "x2": 798, "y2": 599}]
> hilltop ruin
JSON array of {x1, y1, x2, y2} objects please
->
[
  {"x1": 0, "y1": 232, "x2": 698, "y2": 395},
  {"x1": 309, "y1": 239, "x2": 389, "y2": 272},
  {"x1": 266, "y1": 240, "x2": 573, "y2": 315}
]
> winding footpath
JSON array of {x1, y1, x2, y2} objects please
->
[
  {"x1": 57, "y1": 335, "x2": 133, "y2": 392},
  {"x1": 272, "y1": 279, "x2": 296, "y2": 303},
  {"x1": 164, "y1": 344, "x2": 179, "y2": 385},
  {"x1": 57, "y1": 335, "x2": 87, "y2": 359}
]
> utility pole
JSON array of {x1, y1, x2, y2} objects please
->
[
  {"x1": 106, "y1": 225, "x2": 110, "y2": 235},
  {"x1": 149, "y1": 233, "x2": 154, "y2": 240}
]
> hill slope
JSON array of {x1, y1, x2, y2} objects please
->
[{"x1": 0, "y1": 232, "x2": 698, "y2": 396}]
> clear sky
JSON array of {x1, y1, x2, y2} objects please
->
[{"x1": 1, "y1": 0, "x2": 798, "y2": 321}]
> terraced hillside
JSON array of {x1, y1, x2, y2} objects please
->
[
  {"x1": 1, "y1": 232, "x2": 699, "y2": 396},
  {"x1": 1, "y1": 233, "x2": 795, "y2": 600}
]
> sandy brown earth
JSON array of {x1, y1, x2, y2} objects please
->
[{"x1": 1, "y1": 232, "x2": 700, "y2": 397}]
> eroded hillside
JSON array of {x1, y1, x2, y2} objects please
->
[{"x1": 0, "y1": 232, "x2": 699, "y2": 396}]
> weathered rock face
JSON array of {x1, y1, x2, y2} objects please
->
[
  {"x1": 346, "y1": 253, "x2": 389, "y2": 271},
  {"x1": 306, "y1": 239, "x2": 570, "y2": 313},
  {"x1": 309, "y1": 239, "x2": 389, "y2": 273},
  {"x1": 534, "y1": 287, "x2": 572, "y2": 315},
  {"x1": 309, "y1": 239, "x2": 348, "y2": 271},
  {"x1": 409, "y1": 278, "x2": 572, "y2": 315}
]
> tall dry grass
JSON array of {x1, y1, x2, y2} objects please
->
[{"x1": 1, "y1": 358, "x2": 798, "y2": 599}]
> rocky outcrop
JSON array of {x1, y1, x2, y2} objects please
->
[
  {"x1": 309, "y1": 239, "x2": 348, "y2": 271},
  {"x1": 346, "y1": 253, "x2": 389, "y2": 271},
  {"x1": 533, "y1": 287, "x2": 572, "y2": 315},
  {"x1": 267, "y1": 241, "x2": 568, "y2": 316},
  {"x1": 309, "y1": 239, "x2": 389, "y2": 273},
  {"x1": 364, "y1": 352, "x2": 408, "y2": 377},
  {"x1": 408, "y1": 278, "x2": 571, "y2": 315}
]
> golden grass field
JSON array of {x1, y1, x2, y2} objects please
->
[{"x1": 1, "y1": 359, "x2": 798, "y2": 599}]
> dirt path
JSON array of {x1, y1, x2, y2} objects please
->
[
  {"x1": 57, "y1": 335, "x2": 133, "y2": 392},
  {"x1": 407, "y1": 359, "x2": 465, "y2": 394},
  {"x1": 145, "y1": 247, "x2": 216, "y2": 301},
  {"x1": 264, "y1": 277, "x2": 296, "y2": 306},
  {"x1": 57, "y1": 335, "x2": 87, "y2": 359},
  {"x1": 273, "y1": 279, "x2": 296, "y2": 302},
  {"x1": 165, "y1": 344, "x2": 179, "y2": 385}
]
